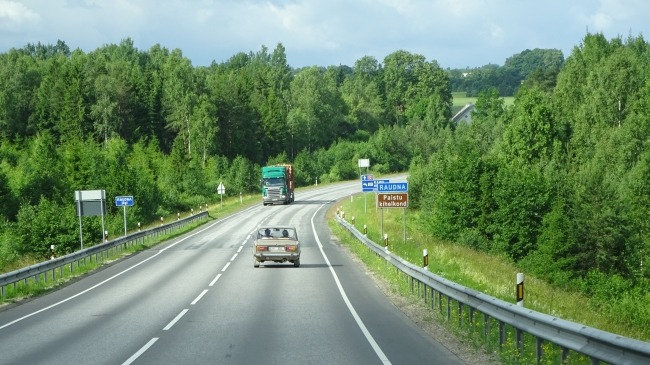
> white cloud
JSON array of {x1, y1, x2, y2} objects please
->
[
  {"x1": 1, "y1": 0, "x2": 650, "y2": 68},
  {"x1": 0, "y1": 0, "x2": 39, "y2": 27},
  {"x1": 577, "y1": 0, "x2": 650, "y2": 35}
]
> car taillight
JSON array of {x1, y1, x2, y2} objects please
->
[
  {"x1": 256, "y1": 246, "x2": 267, "y2": 251},
  {"x1": 285, "y1": 245, "x2": 297, "y2": 252}
]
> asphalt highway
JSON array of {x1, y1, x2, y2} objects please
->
[{"x1": 0, "y1": 181, "x2": 466, "y2": 365}]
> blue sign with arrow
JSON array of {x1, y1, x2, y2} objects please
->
[{"x1": 361, "y1": 174, "x2": 375, "y2": 192}]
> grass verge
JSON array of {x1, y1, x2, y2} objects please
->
[
  {"x1": 329, "y1": 193, "x2": 648, "y2": 364},
  {"x1": 0, "y1": 194, "x2": 260, "y2": 306}
]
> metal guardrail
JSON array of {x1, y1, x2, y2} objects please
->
[
  {"x1": 0, "y1": 211, "x2": 209, "y2": 297},
  {"x1": 336, "y1": 215, "x2": 650, "y2": 365}
]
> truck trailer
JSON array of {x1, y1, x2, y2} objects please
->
[{"x1": 261, "y1": 164, "x2": 294, "y2": 205}]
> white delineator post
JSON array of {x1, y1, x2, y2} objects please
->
[{"x1": 516, "y1": 273, "x2": 524, "y2": 307}]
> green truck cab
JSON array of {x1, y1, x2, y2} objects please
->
[{"x1": 261, "y1": 164, "x2": 295, "y2": 205}]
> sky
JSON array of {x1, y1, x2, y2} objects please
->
[{"x1": 1, "y1": 0, "x2": 649, "y2": 69}]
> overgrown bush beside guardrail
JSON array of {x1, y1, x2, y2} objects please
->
[
  {"x1": 0, "y1": 211, "x2": 208, "y2": 299},
  {"x1": 335, "y1": 214, "x2": 650, "y2": 365}
]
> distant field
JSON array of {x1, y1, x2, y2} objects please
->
[{"x1": 452, "y1": 91, "x2": 514, "y2": 116}]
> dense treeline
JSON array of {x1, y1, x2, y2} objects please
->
[
  {"x1": 1, "y1": 33, "x2": 649, "y2": 317},
  {"x1": 411, "y1": 33, "x2": 650, "y2": 311},
  {"x1": 0, "y1": 39, "x2": 449, "y2": 266},
  {"x1": 448, "y1": 48, "x2": 565, "y2": 96}
]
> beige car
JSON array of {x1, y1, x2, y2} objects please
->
[{"x1": 253, "y1": 227, "x2": 301, "y2": 267}]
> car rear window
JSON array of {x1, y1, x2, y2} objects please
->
[{"x1": 259, "y1": 228, "x2": 296, "y2": 239}]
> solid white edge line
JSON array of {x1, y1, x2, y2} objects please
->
[
  {"x1": 0, "y1": 206, "x2": 260, "y2": 331},
  {"x1": 163, "y1": 309, "x2": 188, "y2": 331},
  {"x1": 191, "y1": 289, "x2": 209, "y2": 305},
  {"x1": 221, "y1": 262, "x2": 231, "y2": 272},
  {"x1": 122, "y1": 337, "x2": 158, "y2": 365},
  {"x1": 311, "y1": 205, "x2": 392, "y2": 365},
  {"x1": 0, "y1": 220, "x2": 219, "y2": 331}
]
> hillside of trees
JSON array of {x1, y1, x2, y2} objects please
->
[
  {"x1": 1, "y1": 33, "x2": 649, "y2": 318},
  {"x1": 0, "y1": 39, "x2": 450, "y2": 265},
  {"x1": 448, "y1": 48, "x2": 565, "y2": 96}
]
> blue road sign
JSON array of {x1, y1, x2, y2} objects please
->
[
  {"x1": 362, "y1": 180, "x2": 375, "y2": 192},
  {"x1": 373, "y1": 179, "x2": 389, "y2": 191},
  {"x1": 377, "y1": 182, "x2": 408, "y2": 192},
  {"x1": 361, "y1": 174, "x2": 374, "y2": 181},
  {"x1": 115, "y1": 196, "x2": 134, "y2": 207}
]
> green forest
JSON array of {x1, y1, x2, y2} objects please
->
[
  {"x1": 1, "y1": 33, "x2": 649, "y2": 316},
  {"x1": 448, "y1": 48, "x2": 565, "y2": 97}
]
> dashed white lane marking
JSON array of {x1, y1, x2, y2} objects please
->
[
  {"x1": 122, "y1": 337, "x2": 158, "y2": 365},
  {"x1": 118, "y1": 206, "x2": 266, "y2": 364},
  {"x1": 191, "y1": 290, "x2": 209, "y2": 305},
  {"x1": 0, "y1": 218, "x2": 226, "y2": 331},
  {"x1": 209, "y1": 273, "x2": 222, "y2": 287},
  {"x1": 163, "y1": 309, "x2": 188, "y2": 331}
]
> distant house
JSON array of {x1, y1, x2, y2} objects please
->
[{"x1": 452, "y1": 103, "x2": 475, "y2": 125}]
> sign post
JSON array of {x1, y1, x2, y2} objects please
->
[
  {"x1": 358, "y1": 159, "x2": 370, "y2": 212},
  {"x1": 115, "y1": 195, "x2": 134, "y2": 236},
  {"x1": 217, "y1": 182, "x2": 225, "y2": 208},
  {"x1": 75, "y1": 190, "x2": 107, "y2": 249},
  {"x1": 376, "y1": 182, "x2": 409, "y2": 242},
  {"x1": 361, "y1": 174, "x2": 374, "y2": 213}
]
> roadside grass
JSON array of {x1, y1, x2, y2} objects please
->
[
  {"x1": 452, "y1": 91, "x2": 476, "y2": 110},
  {"x1": 328, "y1": 193, "x2": 648, "y2": 363},
  {"x1": 452, "y1": 91, "x2": 515, "y2": 116},
  {"x1": 0, "y1": 194, "x2": 260, "y2": 306}
]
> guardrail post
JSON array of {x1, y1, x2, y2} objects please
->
[
  {"x1": 446, "y1": 295, "x2": 451, "y2": 321},
  {"x1": 516, "y1": 328, "x2": 524, "y2": 355},
  {"x1": 561, "y1": 347, "x2": 570, "y2": 363},
  {"x1": 499, "y1": 321, "x2": 506, "y2": 347},
  {"x1": 483, "y1": 313, "x2": 489, "y2": 338}
]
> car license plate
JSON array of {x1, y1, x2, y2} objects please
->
[{"x1": 269, "y1": 246, "x2": 284, "y2": 251}]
